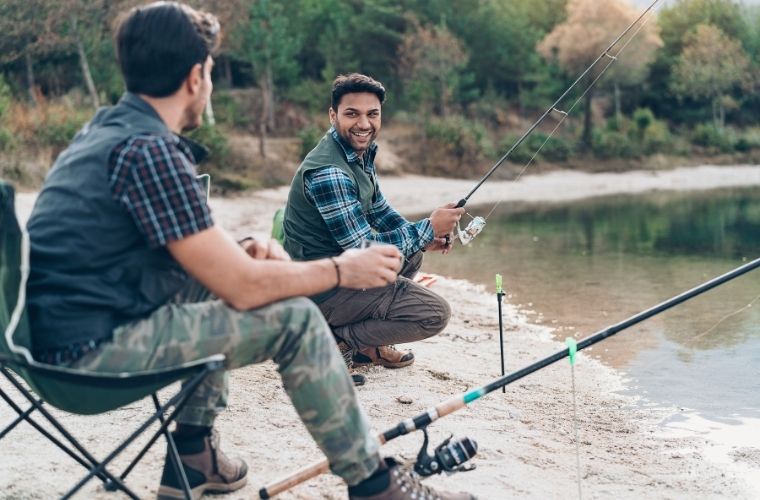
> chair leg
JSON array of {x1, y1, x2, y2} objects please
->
[
  {"x1": 62, "y1": 365, "x2": 213, "y2": 500},
  {"x1": 0, "y1": 369, "x2": 114, "y2": 486}
]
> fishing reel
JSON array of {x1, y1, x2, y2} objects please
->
[
  {"x1": 456, "y1": 215, "x2": 486, "y2": 245},
  {"x1": 414, "y1": 427, "x2": 478, "y2": 476}
]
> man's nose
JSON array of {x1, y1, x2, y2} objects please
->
[{"x1": 357, "y1": 114, "x2": 370, "y2": 128}]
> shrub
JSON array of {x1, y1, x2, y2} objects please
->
[
  {"x1": 641, "y1": 120, "x2": 673, "y2": 155},
  {"x1": 591, "y1": 128, "x2": 637, "y2": 159},
  {"x1": 425, "y1": 115, "x2": 492, "y2": 164},
  {"x1": 187, "y1": 123, "x2": 230, "y2": 164},
  {"x1": 691, "y1": 123, "x2": 734, "y2": 153},
  {"x1": 500, "y1": 131, "x2": 573, "y2": 164},
  {"x1": 297, "y1": 125, "x2": 323, "y2": 159},
  {"x1": 632, "y1": 107, "x2": 655, "y2": 138}
]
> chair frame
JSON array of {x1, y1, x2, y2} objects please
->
[{"x1": 1, "y1": 181, "x2": 226, "y2": 499}]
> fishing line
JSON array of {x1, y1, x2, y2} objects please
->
[
  {"x1": 454, "y1": 0, "x2": 661, "y2": 244},
  {"x1": 690, "y1": 291, "x2": 760, "y2": 341}
]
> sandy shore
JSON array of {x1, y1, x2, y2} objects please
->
[{"x1": 3, "y1": 166, "x2": 760, "y2": 499}]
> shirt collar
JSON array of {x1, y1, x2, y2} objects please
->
[
  {"x1": 329, "y1": 126, "x2": 378, "y2": 165},
  {"x1": 119, "y1": 92, "x2": 209, "y2": 164}
]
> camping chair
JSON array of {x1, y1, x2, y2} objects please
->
[{"x1": 0, "y1": 180, "x2": 225, "y2": 499}]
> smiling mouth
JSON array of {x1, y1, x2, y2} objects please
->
[{"x1": 351, "y1": 130, "x2": 372, "y2": 139}]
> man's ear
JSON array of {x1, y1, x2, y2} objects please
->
[
  {"x1": 328, "y1": 106, "x2": 336, "y2": 125},
  {"x1": 186, "y1": 62, "x2": 204, "y2": 95}
]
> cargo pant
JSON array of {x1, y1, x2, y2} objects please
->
[
  {"x1": 317, "y1": 251, "x2": 451, "y2": 350},
  {"x1": 67, "y1": 280, "x2": 380, "y2": 485}
]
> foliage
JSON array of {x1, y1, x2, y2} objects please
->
[
  {"x1": 691, "y1": 122, "x2": 736, "y2": 152},
  {"x1": 296, "y1": 125, "x2": 323, "y2": 159},
  {"x1": 501, "y1": 131, "x2": 574, "y2": 164},
  {"x1": 424, "y1": 115, "x2": 492, "y2": 165},
  {"x1": 538, "y1": 0, "x2": 663, "y2": 147},
  {"x1": 186, "y1": 124, "x2": 231, "y2": 164},
  {"x1": 671, "y1": 24, "x2": 751, "y2": 128},
  {"x1": 399, "y1": 19, "x2": 468, "y2": 117}
]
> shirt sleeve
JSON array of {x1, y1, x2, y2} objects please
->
[
  {"x1": 109, "y1": 135, "x2": 213, "y2": 248},
  {"x1": 304, "y1": 167, "x2": 434, "y2": 256}
]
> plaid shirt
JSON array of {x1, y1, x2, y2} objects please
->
[
  {"x1": 303, "y1": 127, "x2": 434, "y2": 256},
  {"x1": 109, "y1": 134, "x2": 213, "y2": 248}
]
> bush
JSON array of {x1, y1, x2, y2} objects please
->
[
  {"x1": 591, "y1": 128, "x2": 637, "y2": 159},
  {"x1": 632, "y1": 107, "x2": 654, "y2": 138},
  {"x1": 641, "y1": 120, "x2": 673, "y2": 155},
  {"x1": 425, "y1": 115, "x2": 493, "y2": 164},
  {"x1": 297, "y1": 125, "x2": 323, "y2": 159},
  {"x1": 187, "y1": 123, "x2": 230, "y2": 164},
  {"x1": 691, "y1": 123, "x2": 735, "y2": 153},
  {"x1": 500, "y1": 131, "x2": 573, "y2": 164}
]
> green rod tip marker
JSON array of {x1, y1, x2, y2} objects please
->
[
  {"x1": 565, "y1": 337, "x2": 577, "y2": 366},
  {"x1": 495, "y1": 274, "x2": 503, "y2": 294}
]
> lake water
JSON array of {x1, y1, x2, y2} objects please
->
[{"x1": 422, "y1": 187, "x2": 760, "y2": 424}]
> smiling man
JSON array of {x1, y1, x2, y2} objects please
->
[{"x1": 283, "y1": 73, "x2": 464, "y2": 376}]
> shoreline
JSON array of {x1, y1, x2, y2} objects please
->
[{"x1": 5, "y1": 165, "x2": 759, "y2": 498}]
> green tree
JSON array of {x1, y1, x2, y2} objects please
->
[
  {"x1": 644, "y1": 0, "x2": 749, "y2": 121},
  {"x1": 237, "y1": 0, "x2": 301, "y2": 157},
  {"x1": 671, "y1": 23, "x2": 751, "y2": 128}
]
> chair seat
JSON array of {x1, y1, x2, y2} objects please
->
[{"x1": 1, "y1": 353, "x2": 225, "y2": 414}]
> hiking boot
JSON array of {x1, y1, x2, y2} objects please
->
[
  {"x1": 157, "y1": 429, "x2": 247, "y2": 500},
  {"x1": 353, "y1": 345, "x2": 415, "y2": 369},
  {"x1": 338, "y1": 340, "x2": 367, "y2": 386},
  {"x1": 348, "y1": 457, "x2": 475, "y2": 500}
]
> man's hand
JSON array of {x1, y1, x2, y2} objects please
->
[
  {"x1": 334, "y1": 244, "x2": 401, "y2": 289},
  {"x1": 430, "y1": 202, "x2": 465, "y2": 237},
  {"x1": 425, "y1": 237, "x2": 453, "y2": 254},
  {"x1": 242, "y1": 238, "x2": 291, "y2": 261}
]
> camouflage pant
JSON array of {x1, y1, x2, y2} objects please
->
[{"x1": 69, "y1": 280, "x2": 381, "y2": 484}]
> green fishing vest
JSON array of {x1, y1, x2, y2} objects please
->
[{"x1": 283, "y1": 132, "x2": 378, "y2": 261}]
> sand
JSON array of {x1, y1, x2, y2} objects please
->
[{"x1": 3, "y1": 165, "x2": 759, "y2": 499}]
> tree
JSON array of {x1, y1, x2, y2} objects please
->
[
  {"x1": 237, "y1": 0, "x2": 301, "y2": 157},
  {"x1": 644, "y1": 0, "x2": 749, "y2": 121},
  {"x1": 399, "y1": 19, "x2": 468, "y2": 118},
  {"x1": 671, "y1": 24, "x2": 751, "y2": 128},
  {"x1": 537, "y1": 0, "x2": 662, "y2": 148}
]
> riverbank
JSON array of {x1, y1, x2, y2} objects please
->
[{"x1": 4, "y1": 165, "x2": 759, "y2": 498}]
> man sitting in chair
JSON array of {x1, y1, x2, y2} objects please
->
[{"x1": 25, "y1": 3, "x2": 472, "y2": 500}]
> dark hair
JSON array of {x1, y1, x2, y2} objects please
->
[
  {"x1": 115, "y1": 1, "x2": 220, "y2": 97},
  {"x1": 331, "y1": 73, "x2": 386, "y2": 110}
]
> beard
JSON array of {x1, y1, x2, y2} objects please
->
[{"x1": 336, "y1": 121, "x2": 377, "y2": 153}]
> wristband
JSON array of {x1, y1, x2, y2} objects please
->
[{"x1": 329, "y1": 257, "x2": 341, "y2": 288}]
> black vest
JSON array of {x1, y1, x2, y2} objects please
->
[{"x1": 27, "y1": 93, "x2": 199, "y2": 351}]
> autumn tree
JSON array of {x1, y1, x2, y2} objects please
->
[
  {"x1": 538, "y1": 0, "x2": 662, "y2": 148},
  {"x1": 671, "y1": 23, "x2": 751, "y2": 128},
  {"x1": 399, "y1": 19, "x2": 468, "y2": 118}
]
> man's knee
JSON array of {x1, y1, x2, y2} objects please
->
[
  {"x1": 270, "y1": 297, "x2": 334, "y2": 363},
  {"x1": 419, "y1": 293, "x2": 451, "y2": 338}
]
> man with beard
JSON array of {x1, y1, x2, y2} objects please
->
[
  {"x1": 25, "y1": 5, "x2": 473, "y2": 500},
  {"x1": 283, "y1": 73, "x2": 464, "y2": 374}
]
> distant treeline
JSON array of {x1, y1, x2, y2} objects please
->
[{"x1": 2, "y1": 0, "x2": 760, "y2": 176}]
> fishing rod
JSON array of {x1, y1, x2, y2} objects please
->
[
  {"x1": 449, "y1": 0, "x2": 661, "y2": 246},
  {"x1": 259, "y1": 255, "x2": 760, "y2": 498}
]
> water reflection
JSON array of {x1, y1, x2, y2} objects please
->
[{"x1": 422, "y1": 187, "x2": 760, "y2": 418}]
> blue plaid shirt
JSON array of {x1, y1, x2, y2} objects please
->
[
  {"x1": 109, "y1": 134, "x2": 213, "y2": 248},
  {"x1": 303, "y1": 127, "x2": 434, "y2": 256}
]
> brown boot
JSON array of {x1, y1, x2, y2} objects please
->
[
  {"x1": 353, "y1": 345, "x2": 414, "y2": 369},
  {"x1": 157, "y1": 429, "x2": 247, "y2": 499},
  {"x1": 348, "y1": 457, "x2": 475, "y2": 500}
]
